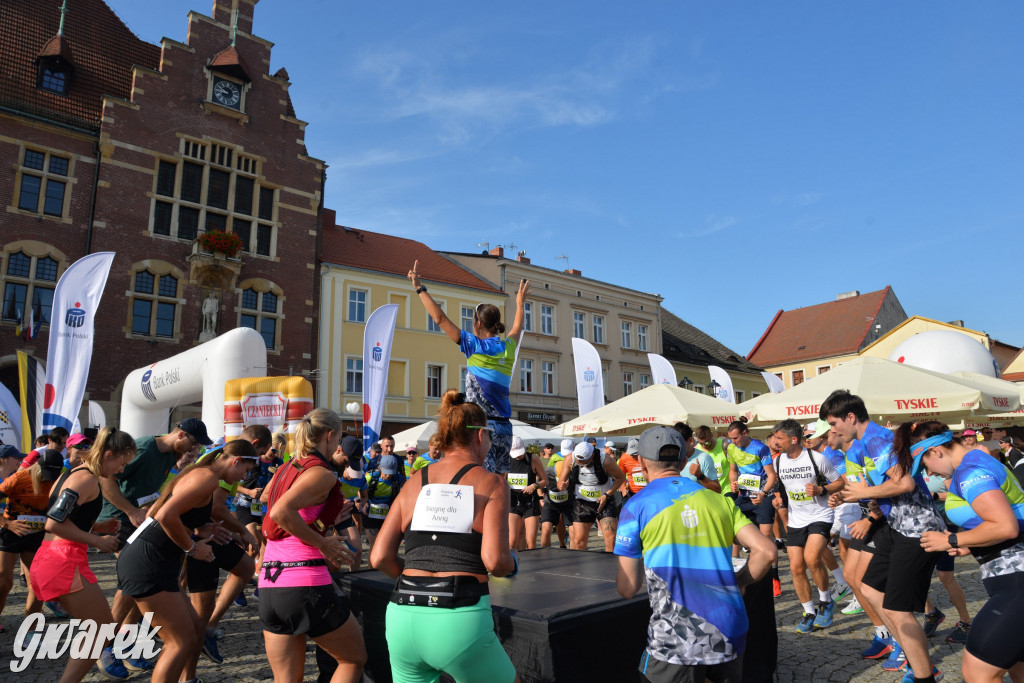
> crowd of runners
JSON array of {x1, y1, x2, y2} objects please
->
[{"x1": 0, "y1": 263, "x2": 1021, "y2": 683}]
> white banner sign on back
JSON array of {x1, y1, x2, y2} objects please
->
[
  {"x1": 42, "y1": 252, "x2": 115, "y2": 433},
  {"x1": 761, "y1": 371, "x2": 785, "y2": 394},
  {"x1": 647, "y1": 353, "x2": 678, "y2": 386},
  {"x1": 572, "y1": 337, "x2": 605, "y2": 417},
  {"x1": 0, "y1": 383, "x2": 21, "y2": 447},
  {"x1": 363, "y1": 304, "x2": 399, "y2": 452},
  {"x1": 241, "y1": 392, "x2": 288, "y2": 433},
  {"x1": 708, "y1": 365, "x2": 736, "y2": 404}
]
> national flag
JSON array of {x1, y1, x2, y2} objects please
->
[
  {"x1": 14, "y1": 308, "x2": 22, "y2": 337},
  {"x1": 17, "y1": 351, "x2": 44, "y2": 452},
  {"x1": 25, "y1": 306, "x2": 34, "y2": 341}
]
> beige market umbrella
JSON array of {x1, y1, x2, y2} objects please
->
[
  {"x1": 743, "y1": 356, "x2": 1020, "y2": 427},
  {"x1": 951, "y1": 371, "x2": 1024, "y2": 428},
  {"x1": 559, "y1": 383, "x2": 741, "y2": 436},
  {"x1": 391, "y1": 419, "x2": 559, "y2": 451}
]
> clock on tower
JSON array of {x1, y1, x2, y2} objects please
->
[{"x1": 212, "y1": 76, "x2": 241, "y2": 110}]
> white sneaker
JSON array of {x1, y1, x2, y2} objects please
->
[
  {"x1": 831, "y1": 583, "x2": 851, "y2": 602},
  {"x1": 841, "y1": 596, "x2": 864, "y2": 615}
]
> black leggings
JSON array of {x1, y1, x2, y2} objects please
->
[{"x1": 968, "y1": 571, "x2": 1024, "y2": 670}]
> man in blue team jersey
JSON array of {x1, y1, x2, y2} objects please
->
[{"x1": 615, "y1": 426, "x2": 776, "y2": 683}]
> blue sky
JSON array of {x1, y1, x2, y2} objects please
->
[{"x1": 109, "y1": 1, "x2": 1024, "y2": 357}]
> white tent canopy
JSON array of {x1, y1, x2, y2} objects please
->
[
  {"x1": 390, "y1": 419, "x2": 559, "y2": 451},
  {"x1": 559, "y1": 383, "x2": 741, "y2": 436}
]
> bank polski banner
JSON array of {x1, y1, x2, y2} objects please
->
[
  {"x1": 572, "y1": 337, "x2": 605, "y2": 417},
  {"x1": 362, "y1": 304, "x2": 398, "y2": 452},
  {"x1": 0, "y1": 382, "x2": 21, "y2": 447},
  {"x1": 708, "y1": 365, "x2": 736, "y2": 403},
  {"x1": 647, "y1": 353, "x2": 677, "y2": 386},
  {"x1": 761, "y1": 371, "x2": 785, "y2": 394},
  {"x1": 41, "y1": 252, "x2": 115, "y2": 432}
]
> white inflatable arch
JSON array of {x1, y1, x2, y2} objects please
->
[{"x1": 120, "y1": 327, "x2": 268, "y2": 441}]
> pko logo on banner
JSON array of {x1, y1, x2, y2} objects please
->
[
  {"x1": 141, "y1": 368, "x2": 157, "y2": 402},
  {"x1": 10, "y1": 612, "x2": 161, "y2": 673},
  {"x1": 583, "y1": 368, "x2": 595, "y2": 383},
  {"x1": 372, "y1": 342, "x2": 383, "y2": 363},
  {"x1": 64, "y1": 302, "x2": 86, "y2": 328}
]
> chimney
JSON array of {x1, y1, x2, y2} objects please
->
[
  {"x1": 946, "y1": 320, "x2": 965, "y2": 328},
  {"x1": 212, "y1": 0, "x2": 255, "y2": 35},
  {"x1": 516, "y1": 251, "x2": 530, "y2": 265},
  {"x1": 489, "y1": 246, "x2": 504, "y2": 258},
  {"x1": 836, "y1": 290, "x2": 860, "y2": 301},
  {"x1": 566, "y1": 269, "x2": 582, "y2": 277},
  {"x1": 320, "y1": 208, "x2": 336, "y2": 230}
]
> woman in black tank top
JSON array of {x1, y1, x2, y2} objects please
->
[
  {"x1": 371, "y1": 389, "x2": 520, "y2": 682},
  {"x1": 115, "y1": 439, "x2": 257, "y2": 683},
  {"x1": 29, "y1": 427, "x2": 135, "y2": 683}
]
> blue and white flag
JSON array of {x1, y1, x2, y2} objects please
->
[
  {"x1": 647, "y1": 353, "x2": 677, "y2": 386},
  {"x1": 362, "y1": 304, "x2": 398, "y2": 452},
  {"x1": 708, "y1": 365, "x2": 736, "y2": 403},
  {"x1": 42, "y1": 252, "x2": 115, "y2": 432},
  {"x1": 571, "y1": 337, "x2": 605, "y2": 417}
]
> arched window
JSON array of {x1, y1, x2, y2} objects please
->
[
  {"x1": 127, "y1": 262, "x2": 182, "y2": 339},
  {"x1": 1, "y1": 250, "x2": 61, "y2": 328},
  {"x1": 238, "y1": 280, "x2": 283, "y2": 350}
]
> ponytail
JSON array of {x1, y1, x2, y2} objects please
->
[{"x1": 435, "y1": 389, "x2": 488, "y2": 452}]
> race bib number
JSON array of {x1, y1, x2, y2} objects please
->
[
  {"x1": 506, "y1": 473, "x2": 528, "y2": 490},
  {"x1": 17, "y1": 515, "x2": 45, "y2": 532},
  {"x1": 368, "y1": 503, "x2": 390, "y2": 520},
  {"x1": 549, "y1": 490, "x2": 569, "y2": 504},
  {"x1": 630, "y1": 471, "x2": 647, "y2": 487},
  {"x1": 410, "y1": 484, "x2": 474, "y2": 534},
  {"x1": 737, "y1": 474, "x2": 761, "y2": 493},
  {"x1": 714, "y1": 462, "x2": 723, "y2": 477},
  {"x1": 788, "y1": 491, "x2": 810, "y2": 502},
  {"x1": 579, "y1": 485, "x2": 603, "y2": 501},
  {"x1": 136, "y1": 492, "x2": 160, "y2": 508},
  {"x1": 250, "y1": 500, "x2": 263, "y2": 516},
  {"x1": 125, "y1": 516, "x2": 156, "y2": 545}
]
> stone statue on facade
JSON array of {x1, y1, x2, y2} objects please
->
[{"x1": 200, "y1": 292, "x2": 219, "y2": 341}]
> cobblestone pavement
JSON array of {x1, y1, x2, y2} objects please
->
[{"x1": 0, "y1": 533, "x2": 998, "y2": 681}]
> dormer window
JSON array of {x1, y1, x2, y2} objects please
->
[{"x1": 39, "y1": 65, "x2": 69, "y2": 95}]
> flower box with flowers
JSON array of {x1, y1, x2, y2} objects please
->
[{"x1": 197, "y1": 230, "x2": 244, "y2": 258}]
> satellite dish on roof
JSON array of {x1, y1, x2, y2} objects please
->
[{"x1": 888, "y1": 330, "x2": 999, "y2": 378}]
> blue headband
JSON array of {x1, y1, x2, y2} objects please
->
[{"x1": 908, "y1": 431, "x2": 954, "y2": 478}]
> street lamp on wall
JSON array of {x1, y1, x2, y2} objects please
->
[
  {"x1": 708, "y1": 379, "x2": 721, "y2": 398},
  {"x1": 679, "y1": 377, "x2": 693, "y2": 390}
]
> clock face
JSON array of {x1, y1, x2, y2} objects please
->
[{"x1": 213, "y1": 78, "x2": 241, "y2": 108}]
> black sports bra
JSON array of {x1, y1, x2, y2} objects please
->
[{"x1": 402, "y1": 464, "x2": 486, "y2": 575}]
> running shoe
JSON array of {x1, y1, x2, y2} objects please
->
[
  {"x1": 795, "y1": 612, "x2": 817, "y2": 634},
  {"x1": 830, "y1": 583, "x2": 851, "y2": 602},
  {"x1": 880, "y1": 640, "x2": 906, "y2": 671},
  {"x1": 860, "y1": 635, "x2": 892, "y2": 659},
  {"x1": 923, "y1": 608, "x2": 946, "y2": 638},
  {"x1": 946, "y1": 620, "x2": 970, "y2": 644},
  {"x1": 841, "y1": 596, "x2": 864, "y2": 615},
  {"x1": 234, "y1": 591, "x2": 247, "y2": 607},
  {"x1": 45, "y1": 600, "x2": 70, "y2": 618},
  {"x1": 97, "y1": 647, "x2": 130, "y2": 680},
  {"x1": 813, "y1": 600, "x2": 835, "y2": 629},
  {"x1": 772, "y1": 578, "x2": 782, "y2": 598},
  {"x1": 124, "y1": 655, "x2": 154, "y2": 672},
  {"x1": 202, "y1": 630, "x2": 224, "y2": 665},
  {"x1": 253, "y1": 586, "x2": 259, "y2": 600},
  {"x1": 774, "y1": 538, "x2": 785, "y2": 550},
  {"x1": 900, "y1": 665, "x2": 943, "y2": 683}
]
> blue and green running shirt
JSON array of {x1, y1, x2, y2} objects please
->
[
  {"x1": 459, "y1": 331, "x2": 517, "y2": 418},
  {"x1": 726, "y1": 438, "x2": 772, "y2": 497},
  {"x1": 614, "y1": 477, "x2": 752, "y2": 666},
  {"x1": 860, "y1": 421, "x2": 943, "y2": 537}
]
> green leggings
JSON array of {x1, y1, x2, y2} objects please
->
[{"x1": 385, "y1": 596, "x2": 516, "y2": 683}]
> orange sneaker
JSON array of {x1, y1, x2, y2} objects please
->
[{"x1": 772, "y1": 578, "x2": 782, "y2": 597}]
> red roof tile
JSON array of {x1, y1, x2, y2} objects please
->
[
  {"x1": 321, "y1": 222, "x2": 503, "y2": 295},
  {"x1": 1002, "y1": 372, "x2": 1024, "y2": 383},
  {"x1": 0, "y1": 0, "x2": 160, "y2": 131},
  {"x1": 209, "y1": 45, "x2": 251, "y2": 82},
  {"x1": 747, "y1": 287, "x2": 895, "y2": 367}
]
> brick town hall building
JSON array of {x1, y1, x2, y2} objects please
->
[{"x1": 0, "y1": 0, "x2": 324, "y2": 432}]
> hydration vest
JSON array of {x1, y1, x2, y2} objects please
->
[{"x1": 262, "y1": 452, "x2": 347, "y2": 541}]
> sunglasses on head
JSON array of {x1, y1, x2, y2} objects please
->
[
  {"x1": 467, "y1": 425, "x2": 494, "y2": 434},
  {"x1": 72, "y1": 443, "x2": 91, "y2": 450}
]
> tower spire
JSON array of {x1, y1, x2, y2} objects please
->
[{"x1": 57, "y1": 0, "x2": 68, "y2": 36}]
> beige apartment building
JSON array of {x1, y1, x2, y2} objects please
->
[{"x1": 444, "y1": 248, "x2": 663, "y2": 428}]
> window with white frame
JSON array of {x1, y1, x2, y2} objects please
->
[
  {"x1": 151, "y1": 141, "x2": 276, "y2": 256},
  {"x1": 593, "y1": 316, "x2": 605, "y2": 344},
  {"x1": 573, "y1": 311, "x2": 585, "y2": 339},
  {"x1": 130, "y1": 269, "x2": 179, "y2": 338},
  {"x1": 240, "y1": 287, "x2": 280, "y2": 349},
  {"x1": 640, "y1": 374, "x2": 650, "y2": 389},
  {"x1": 638, "y1": 325, "x2": 648, "y2": 351},
  {"x1": 461, "y1": 306, "x2": 474, "y2": 333},
  {"x1": 523, "y1": 302, "x2": 533, "y2": 332},
  {"x1": 1, "y1": 252, "x2": 58, "y2": 326},
  {"x1": 345, "y1": 357, "x2": 363, "y2": 393},
  {"x1": 15, "y1": 148, "x2": 69, "y2": 218},
  {"x1": 623, "y1": 372, "x2": 634, "y2": 396},
  {"x1": 621, "y1": 321, "x2": 631, "y2": 349},
  {"x1": 735, "y1": 390, "x2": 745, "y2": 402},
  {"x1": 426, "y1": 365, "x2": 443, "y2": 398},
  {"x1": 540, "y1": 304, "x2": 553, "y2": 335},
  {"x1": 459, "y1": 366, "x2": 467, "y2": 392},
  {"x1": 427, "y1": 301, "x2": 445, "y2": 333},
  {"x1": 520, "y1": 359, "x2": 534, "y2": 393},
  {"x1": 542, "y1": 361, "x2": 554, "y2": 395},
  {"x1": 348, "y1": 288, "x2": 367, "y2": 322},
  {"x1": 817, "y1": 365, "x2": 831, "y2": 375}
]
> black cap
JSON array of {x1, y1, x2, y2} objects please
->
[
  {"x1": 0, "y1": 445, "x2": 24, "y2": 460},
  {"x1": 38, "y1": 449, "x2": 65, "y2": 481},
  {"x1": 341, "y1": 435, "x2": 362, "y2": 459},
  {"x1": 177, "y1": 418, "x2": 212, "y2": 446}
]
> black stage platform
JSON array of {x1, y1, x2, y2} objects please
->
[{"x1": 340, "y1": 548, "x2": 775, "y2": 683}]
